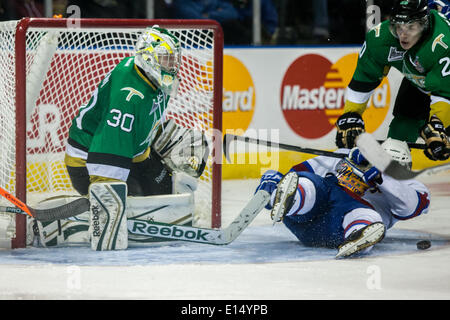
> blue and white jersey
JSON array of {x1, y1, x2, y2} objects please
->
[
  {"x1": 429, "y1": 1, "x2": 450, "y2": 19},
  {"x1": 291, "y1": 150, "x2": 431, "y2": 230},
  {"x1": 282, "y1": 171, "x2": 376, "y2": 248}
]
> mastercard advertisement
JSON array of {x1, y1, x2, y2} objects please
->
[
  {"x1": 221, "y1": 47, "x2": 438, "y2": 178},
  {"x1": 280, "y1": 53, "x2": 390, "y2": 138}
]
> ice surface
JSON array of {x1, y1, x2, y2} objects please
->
[{"x1": 0, "y1": 172, "x2": 449, "y2": 300}]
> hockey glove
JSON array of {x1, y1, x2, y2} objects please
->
[
  {"x1": 255, "y1": 170, "x2": 283, "y2": 210},
  {"x1": 335, "y1": 112, "x2": 365, "y2": 148},
  {"x1": 361, "y1": 165, "x2": 383, "y2": 187},
  {"x1": 420, "y1": 115, "x2": 450, "y2": 161},
  {"x1": 346, "y1": 157, "x2": 383, "y2": 187},
  {"x1": 348, "y1": 147, "x2": 369, "y2": 166}
]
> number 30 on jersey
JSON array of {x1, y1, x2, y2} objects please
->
[{"x1": 107, "y1": 109, "x2": 135, "y2": 132}]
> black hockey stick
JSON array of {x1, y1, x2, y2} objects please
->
[
  {"x1": 222, "y1": 134, "x2": 429, "y2": 163},
  {"x1": 0, "y1": 186, "x2": 89, "y2": 222},
  {"x1": 223, "y1": 133, "x2": 347, "y2": 162},
  {"x1": 357, "y1": 133, "x2": 450, "y2": 180},
  {"x1": 0, "y1": 200, "x2": 89, "y2": 222}
]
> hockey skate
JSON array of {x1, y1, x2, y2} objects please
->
[
  {"x1": 336, "y1": 222, "x2": 386, "y2": 258},
  {"x1": 270, "y1": 171, "x2": 298, "y2": 225}
]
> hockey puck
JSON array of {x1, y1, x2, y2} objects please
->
[{"x1": 416, "y1": 240, "x2": 431, "y2": 250}]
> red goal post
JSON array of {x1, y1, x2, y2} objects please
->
[{"x1": 0, "y1": 18, "x2": 223, "y2": 249}]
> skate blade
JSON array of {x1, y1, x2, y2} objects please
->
[
  {"x1": 271, "y1": 172, "x2": 298, "y2": 225},
  {"x1": 336, "y1": 223, "x2": 386, "y2": 258}
]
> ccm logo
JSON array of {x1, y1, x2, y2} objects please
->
[{"x1": 337, "y1": 117, "x2": 364, "y2": 126}]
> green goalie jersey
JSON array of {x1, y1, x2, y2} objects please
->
[
  {"x1": 345, "y1": 9, "x2": 450, "y2": 118},
  {"x1": 66, "y1": 56, "x2": 169, "y2": 181}
]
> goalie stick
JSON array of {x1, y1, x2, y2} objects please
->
[
  {"x1": 1, "y1": 186, "x2": 270, "y2": 245},
  {"x1": 127, "y1": 190, "x2": 270, "y2": 245},
  {"x1": 0, "y1": 186, "x2": 89, "y2": 222},
  {"x1": 356, "y1": 133, "x2": 450, "y2": 180}
]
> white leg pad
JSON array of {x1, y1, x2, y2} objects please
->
[
  {"x1": 127, "y1": 193, "x2": 194, "y2": 243},
  {"x1": 89, "y1": 182, "x2": 128, "y2": 251},
  {"x1": 127, "y1": 192, "x2": 194, "y2": 223}
]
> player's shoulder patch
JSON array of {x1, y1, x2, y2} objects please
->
[
  {"x1": 428, "y1": 10, "x2": 450, "y2": 54},
  {"x1": 120, "y1": 87, "x2": 145, "y2": 102},
  {"x1": 431, "y1": 33, "x2": 449, "y2": 53}
]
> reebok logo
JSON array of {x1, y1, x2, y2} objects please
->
[
  {"x1": 129, "y1": 220, "x2": 211, "y2": 242},
  {"x1": 91, "y1": 204, "x2": 101, "y2": 237}
]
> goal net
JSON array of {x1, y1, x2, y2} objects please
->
[{"x1": 0, "y1": 18, "x2": 223, "y2": 248}]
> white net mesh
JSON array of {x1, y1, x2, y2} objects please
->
[{"x1": 0, "y1": 20, "x2": 221, "y2": 245}]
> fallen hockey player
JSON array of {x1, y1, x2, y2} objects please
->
[{"x1": 255, "y1": 138, "x2": 430, "y2": 258}]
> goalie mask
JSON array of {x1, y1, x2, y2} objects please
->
[
  {"x1": 135, "y1": 26, "x2": 181, "y2": 95},
  {"x1": 381, "y1": 138, "x2": 412, "y2": 169}
]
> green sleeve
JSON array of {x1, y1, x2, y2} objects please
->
[
  {"x1": 425, "y1": 58, "x2": 450, "y2": 97},
  {"x1": 349, "y1": 22, "x2": 397, "y2": 90}
]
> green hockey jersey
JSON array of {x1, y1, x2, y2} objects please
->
[
  {"x1": 66, "y1": 56, "x2": 170, "y2": 181},
  {"x1": 345, "y1": 9, "x2": 450, "y2": 119}
]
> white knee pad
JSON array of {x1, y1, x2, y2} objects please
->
[
  {"x1": 89, "y1": 181, "x2": 128, "y2": 251},
  {"x1": 342, "y1": 208, "x2": 383, "y2": 238},
  {"x1": 27, "y1": 196, "x2": 90, "y2": 247}
]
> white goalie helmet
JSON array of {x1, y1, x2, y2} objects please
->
[
  {"x1": 134, "y1": 26, "x2": 181, "y2": 94},
  {"x1": 381, "y1": 138, "x2": 412, "y2": 169}
]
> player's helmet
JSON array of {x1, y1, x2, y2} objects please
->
[
  {"x1": 390, "y1": 0, "x2": 430, "y2": 27},
  {"x1": 335, "y1": 159, "x2": 372, "y2": 196},
  {"x1": 135, "y1": 26, "x2": 181, "y2": 94},
  {"x1": 381, "y1": 138, "x2": 413, "y2": 169}
]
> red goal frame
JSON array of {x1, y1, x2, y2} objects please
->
[{"x1": 12, "y1": 18, "x2": 223, "y2": 248}]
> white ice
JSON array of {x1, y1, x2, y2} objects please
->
[{"x1": 0, "y1": 172, "x2": 449, "y2": 300}]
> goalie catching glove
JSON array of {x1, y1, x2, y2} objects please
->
[
  {"x1": 420, "y1": 115, "x2": 450, "y2": 161},
  {"x1": 335, "y1": 112, "x2": 365, "y2": 149},
  {"x1": 151, "y1": 119, "x2": 210, "y2": 178}
]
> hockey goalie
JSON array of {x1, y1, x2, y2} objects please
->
[{"x1": 29, "y1": 26, "x2": 210, "y2": 250}]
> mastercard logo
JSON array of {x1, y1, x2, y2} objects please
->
[
  {"x1": 280, "y1": 53, "x2": 390, "y2": 139},
  {"x1": 222, "y1": 55, "x2": 255, "y2": 133}
]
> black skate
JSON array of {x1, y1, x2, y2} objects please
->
[
  {"x1": 270, "y1": 171, "x2": 298, "y2": 225},
  {"x1": 336, "y1": 222, "x2": 386, "y2": 258}
]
